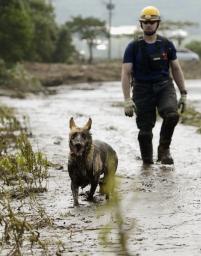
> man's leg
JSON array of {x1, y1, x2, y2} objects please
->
[
  {"x1": 136, "y1": 109, "x2": 156, "y2": 165},
  {"x1": 158, "y1": 111, "x2": 179, "y2": 164},
  {"x1": 133, "y1": 82, "x2": 156, "y2": 165},
  {"x1": 157, "y1": 81, "x2": 179, "y2": 164},
  {"x1": 138, "y1": 129, "x2": 154, "y2": 164}
]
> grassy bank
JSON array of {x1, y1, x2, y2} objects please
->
[
  {"x1": 0, "y1": 63, "x2": 46, "y2": 98},
  {"x1": 24, "y1": 60, "x2": 201, "y2": 87},
  {"x1": 180, "y1": 106, "x2": 201, "y2": 133},
  {"x1": 24, "y1": 61, "x2": 121, "y2": 87},
  {"x1": 0, "y1": 105, "x2": 54, "y2": 255},
  {"x1": 1, "y1": 60, "x2": 201, "y2": 97}
]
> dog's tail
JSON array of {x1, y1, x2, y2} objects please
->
[{"x1": 100, "y1": 148, "x2": 118, "y2": 199}]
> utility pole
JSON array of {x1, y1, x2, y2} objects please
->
[{"x1": 106, "y1": 0, "x2": 115, "y2": 60}]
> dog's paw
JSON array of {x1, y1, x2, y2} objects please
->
[
  {"x1": 84, "y1": 191, "x2": 91, "y2": 198},
  {"x1": 86, "y1": 194, "x2": 96, "y2": 202},
  {"x1": 86, "y1": 195, "x2": 94, "y2": 201},
  {"x1": 84, "y1": 191, "x2": 96, "y2": 202}
]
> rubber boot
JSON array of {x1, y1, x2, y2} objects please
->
[
  {"x1": 138, "y1": 131, "x2": 153, "y2": 165},
  {"x1": 157, "y1": 141, "x2": 174, "y2": 165},
  {"x1": 157, "y1": 112, "x2": 179, "y2": 165}
]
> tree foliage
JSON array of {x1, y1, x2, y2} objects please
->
[
  {"x1": 0, "y1": 0, "x2": 33, "y2": 63},
  {"x1": 185, "y1": 40, "x2": 201, "y2": 58},
  {"x1": 67, "y1": 16, "x2": 107, "y2": 64},
  {"x1": 52, "y1": 25, "x2": 76, "y2": 63},
  {"x1": 25, "y1": 0, "x2": 58, "y2": 62},
  {"x1": 0, "y1": 0, "x2": 75, "y2": 64}
]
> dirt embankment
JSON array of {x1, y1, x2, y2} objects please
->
[
  {"x1": 24, "y1": 60, "x2": 201, "y2": 87},
  {"x1": 24, "y1": 61, "x2": 121, "y2": 87}
]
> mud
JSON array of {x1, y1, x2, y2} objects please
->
[{"x1": 1, "y1": 80, "x2": 201, "y2": 255}]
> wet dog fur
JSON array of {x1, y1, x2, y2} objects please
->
[{"x1": 68, "y1": 117, "x2": 118, "y2": 206}]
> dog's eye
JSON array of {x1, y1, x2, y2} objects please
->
[
  {"x1": 81, "y1": 133, "x2": 86, "y2": 139},
  {"x1": 71, "y1": 132, "x2": 77, "y2": 139}
]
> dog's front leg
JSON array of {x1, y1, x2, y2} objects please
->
[
  {"x1": 71, "y1": 182, "x2": 79, "y2": 206},
  {"x1": 87, "y1": 182, "x2": 98, "y2": 201}
]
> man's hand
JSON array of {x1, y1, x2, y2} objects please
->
[
  {"x1": 178, "y1": 93, "x2": 187, "y2": 113},
  {"x1": 124, "y1": 98, "x2": 136, "y2": 117}
]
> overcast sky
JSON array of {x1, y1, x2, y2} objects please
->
[{"x1": 51, "y1": 0, "x2": 201, "y2": 34}]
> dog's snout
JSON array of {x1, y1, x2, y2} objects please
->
[
  {"x1": 75, "y1": 142, "x2": 82, "y2": 148},
  {"x1": 69, "y1": 130, "x2": 91, "y2": 157},
  {"x1": 74, "y1": 142, "x2": 83, "y2": 155},
  {"x1": 73, "y1": 138, "x2": 83, "y2": 146},
  {"x1": 73, "y1": 133, "x2": 84, "y2": 144}
]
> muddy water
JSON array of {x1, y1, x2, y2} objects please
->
[{"x1": 1, "y1": 80, "x2": 201, "y2": 255}]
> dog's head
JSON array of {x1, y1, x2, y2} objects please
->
[{"x1": 69, "y1": 117, "x2": 92, "y2": 157}]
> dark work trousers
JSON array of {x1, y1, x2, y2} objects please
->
[{"x1": 132, "y1": 79, "x2": 179, "y2": 146}]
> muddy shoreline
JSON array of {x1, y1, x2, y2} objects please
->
[
  {"x1": 24, "y1": 61, "x2": 201, "y2": 88},
  {"x1": 1, "y1": 61, "x2": 200, "y2": 99}
]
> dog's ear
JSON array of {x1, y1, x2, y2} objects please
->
[
  {"x1": 69, "y1": 117, "x2": 76, "y2": 130},
  {"x1": 84, "y1": 117, "x2": 92, "y2": 130}
]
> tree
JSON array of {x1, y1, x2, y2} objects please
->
[
  {"x1": 185, "y1": 40, "x2": 201, "y2": 58},
  {"x1": 52, "y1": 25, "x2": 76, "y2": 63},
  {"x1": 26, "y1": 0, "x2": 58, "y2": 62},
  {"x1": 0, "y1": 0, "x2": 33, "y2": 64},
  {"x1": 67, "y1": 16, "x2": 107, "y2": 64}
]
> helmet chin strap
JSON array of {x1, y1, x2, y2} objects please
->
[
  {"x1": 144, "y1": 30, "x2": 156, "y2": 36},
  {"x1": 140, "y1": 21, "x2": 160, "y2": 36}
]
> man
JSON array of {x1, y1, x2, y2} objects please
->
[{"x1": 121, "y1": 6, "x2": 187, "y2": 165}]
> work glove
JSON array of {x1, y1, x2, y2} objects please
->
[
  {"x1": 124, "y1": 98, "x2": 137, "y2": 117},
  {"x1": 178, "y1": 93, "x2": 187, "y2": 113}
]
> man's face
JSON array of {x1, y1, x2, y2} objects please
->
[{"x1": 141, "y1": 20, "x2": 159, "y2": 35}]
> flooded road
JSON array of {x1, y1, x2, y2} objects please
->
[{"x1": 1, "y1": 80, "x2": 201, "y2": 255}]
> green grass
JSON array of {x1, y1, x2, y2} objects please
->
[
  {"x1": 0, "y1": 63, "x2": 45, "y2": 98},
  {"x1": 0, "y1": 105, "x2": 53, "y2": 255},
  {"x1": 180, "y1": 106, "x2": 201, "y2": 133}
]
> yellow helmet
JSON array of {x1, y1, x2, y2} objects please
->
[{"x1": 139, "y1": 6, "x2": 160, "y2": 21}]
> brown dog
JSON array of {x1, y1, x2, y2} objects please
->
[{"x1": 68, "y1": 117, "x2": 118, "y2": 206}]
